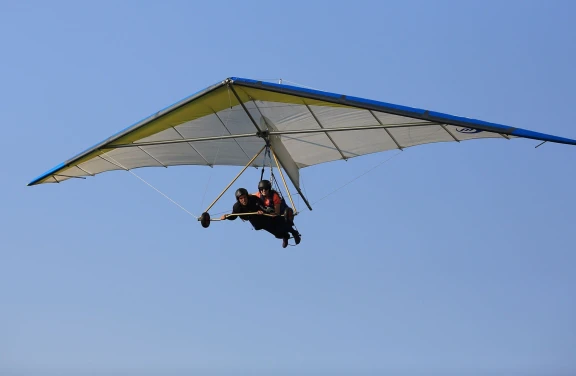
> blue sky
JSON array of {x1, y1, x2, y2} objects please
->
[{"x1": 2, "y1": 1, "x2": 575, "y2": 375}]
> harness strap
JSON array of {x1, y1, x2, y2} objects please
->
[{"x1": 260, "y1": 142, "x2": 272, "y2": 181}]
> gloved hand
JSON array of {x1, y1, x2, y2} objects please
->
[{"x1": 264, "y1": 207, "x2": 275, "y2": 214}]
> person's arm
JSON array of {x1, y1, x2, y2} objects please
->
[
  {"x1": 252, "y1": 193, "x2": 265, "y2": 214},
  {"x1": 273, "y1": 193, "x2": 282, "y2": 215},
  {"x1": 253, "y1": 196, "x2": 267, "y2": 215},
  {"x1": 220, "y1": 203, "x2": 240, "y2": 220}
]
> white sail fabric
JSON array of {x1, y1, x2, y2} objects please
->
[{"x1": 29, "y1": 77, "x2": 575, "y2": 189}]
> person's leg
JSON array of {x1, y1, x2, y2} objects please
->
[{"x1": 261, "y1": 218, "x2": 291, "y2": 248}]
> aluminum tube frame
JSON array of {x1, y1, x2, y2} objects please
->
[
  {"x1": 106, "y1": 122, "x2": 438, "y2": 149},
  {"x1": 270, "y1": 146, "x2": 297, "y2": 214},
  {"x1": 269, "y1": 147, "x2": 313, "y2": 212},
  {"x1": 202, "y1": 145, "x2": 266, "y2": 216}
]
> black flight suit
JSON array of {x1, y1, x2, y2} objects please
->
[{"x1": 226, "y1": 195, "x2": 292, "y2": 239}]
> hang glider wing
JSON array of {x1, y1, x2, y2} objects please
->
[{"x1": 29, "y1": 77, "x2": 576, "y2": 192}]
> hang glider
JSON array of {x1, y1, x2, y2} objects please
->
[{"x1": 29, "y1": 77, "x2": 576, "y2": 218}]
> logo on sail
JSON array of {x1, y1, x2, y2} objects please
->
[{"x1": 456, "y1": 127, "x2": 483, "y2": 134}]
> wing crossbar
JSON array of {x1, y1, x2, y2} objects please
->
[{"x1": 106, "y1": 122, "x2": 440, "y2": 149}]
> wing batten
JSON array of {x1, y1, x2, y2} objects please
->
[
  {"x1": 439, "y1": 124, "x2": 460, "y2": 143},
  {"x1": 98, "y1": 155, "x2": 127, "y2": 171},
  {"x1": 369, "y1": 110, "x2": 404, "y2": 150},
  {"x1": 304, "y1": 104, "x2": 348, "y2": 160},
  {"x1": 171, "y1": 126, "x2": 212, "y2": 166},
  {"x1": 229, "y1": 85, "x2": 264, "y2": 133},
  {"x1": 138, "y1": 146, "x2": 168, "y2": 168},
  {"x1": 212, "y1": 111, "x2": 252, "y2": 162},
  {"x1": 75, "y1": 165, "x2": 94, "y2": 176}
]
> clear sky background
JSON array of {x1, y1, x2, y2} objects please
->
[{"x1": 1, "y1": 1, "x2": 575, "y2": 376}]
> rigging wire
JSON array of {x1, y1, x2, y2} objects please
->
[
  {"x1": 200, "y1": 85, "x2": 232, "y2": 211},
  {"x1": 98, "y1": 85, "x2": 236, "y2": 220},
  {"x1": 99, "y1": 153, "x2": 198, "y2": 218},
  {"x1": 252, "y1": 78, "x2": 325, "y2": 92},
  {"x1": 280, "y1": 79, "x2": 325, "y2": 92},
  {"x1": 310, "y1": 151, "x2": 403, "y2": 206}
]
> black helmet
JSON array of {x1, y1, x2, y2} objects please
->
[
  {"x1": 235, "y1": 188, "x2": 249, "y2": 200},
  {"x1": 258, "y1": 180, "x2": 272, "y2": 191}
]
